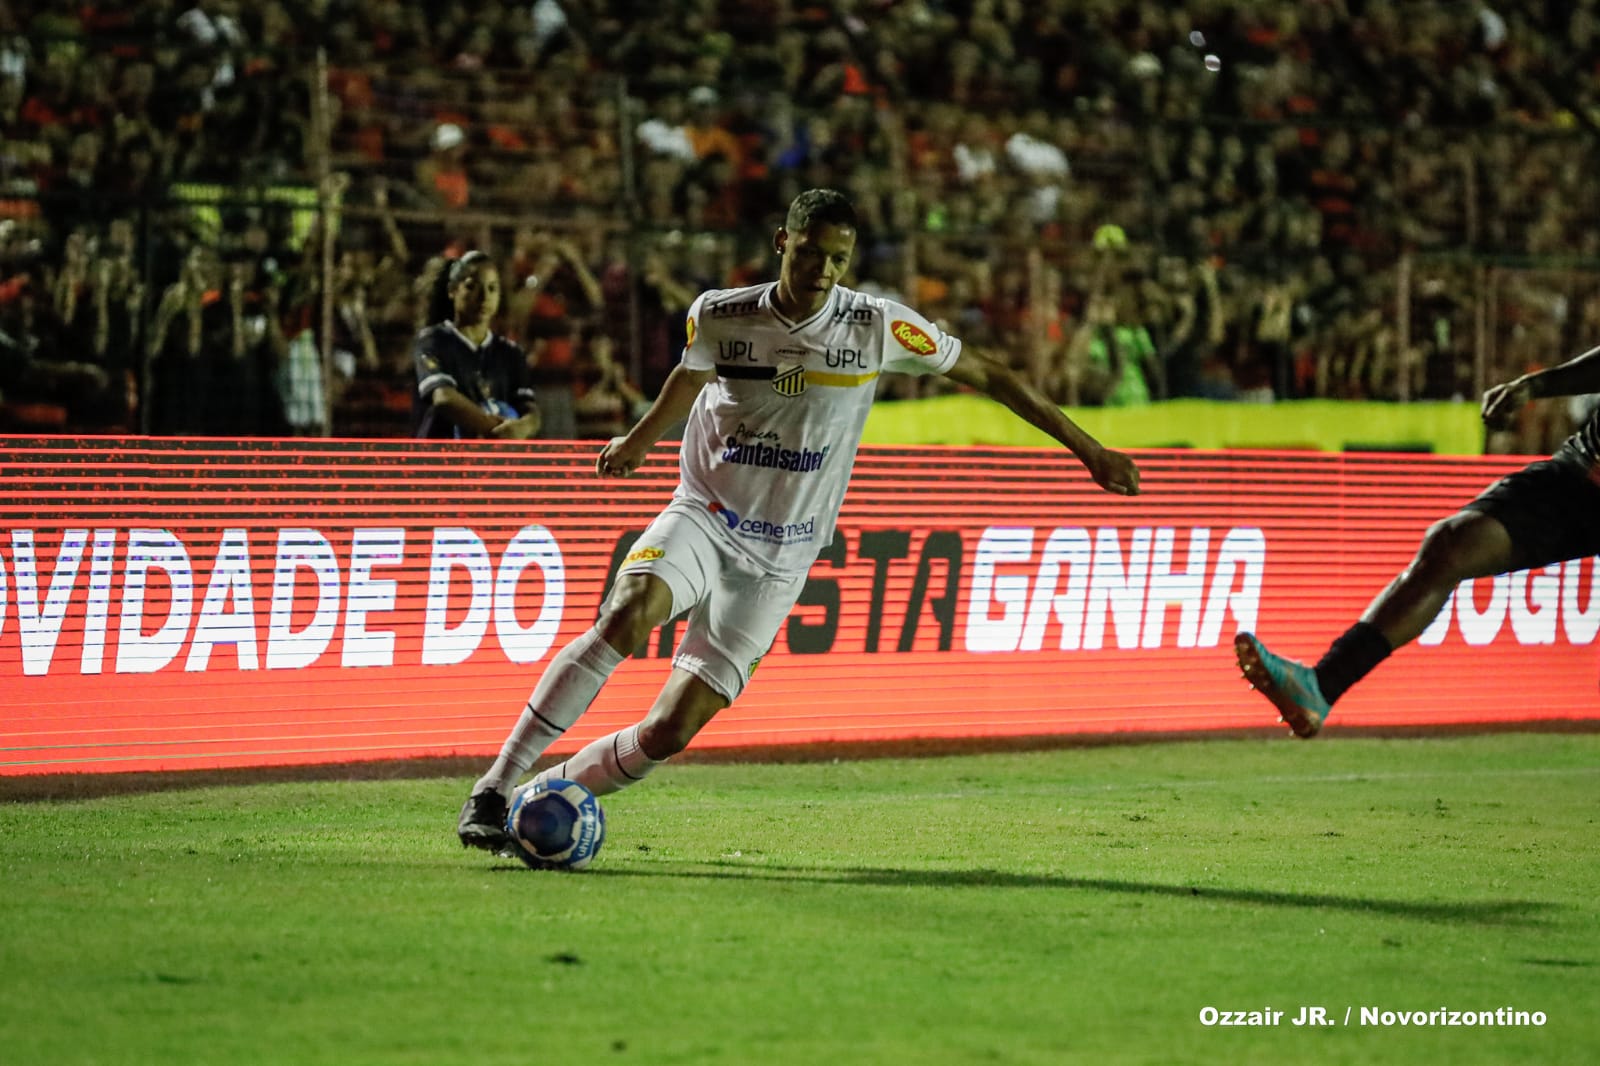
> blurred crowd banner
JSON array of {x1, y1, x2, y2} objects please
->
[{"x1": 1, "y1": 437, "x2": 1594, "y2": 777}]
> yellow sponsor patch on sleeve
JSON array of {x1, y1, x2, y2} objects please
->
[
  {"x1": 890, "y1": 319, "x2": 938, "y2": 356},
  {"x1": 623, "y1": 546, "x2": 666, "y2": 566}
]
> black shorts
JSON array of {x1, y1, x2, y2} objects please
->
[{"x1": 1461, "y1": 458, "x2": 1600, "y2": 570}]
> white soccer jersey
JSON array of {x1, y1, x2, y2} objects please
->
[{"x1": 675, "y1": 281, "x2": 961, "y2": 575}]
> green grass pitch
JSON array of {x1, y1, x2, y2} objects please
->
[{"x1": 2, "y1": 733, "x2": 1597, "y2": 1065}]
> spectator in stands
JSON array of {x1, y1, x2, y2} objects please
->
[
  {"x1": 1077, "y1": 278, "x2": 1166, "y2": 406},
  {"x1": 1, "y1": 220, "x2": 117, "y2": 431},
  {"x1": 1251, "y1": 276, "x2": 1299, "y2": 400},
  {"x1": 49, "y1": 227, "x2": 97, "y2": 358},
  {"x1": 952, "y1": 111, "x2": 1000, "y2": 185},
  {"x1": 1004, "y1": 108, "x2": 1072, "y2": 226},
  {"x1": 145, "y1": 243, "x2": 222, "y2": 435},
  {"x1": 280, "y1": 197, "x2": 381, "y2": 439},
  {"x1": 507, "y1": 228, "x2": 604, "y2": 440},
  {"x1": 635, "y1": 93, "x2": 698, "y2": 165},
  {"x1": 416, "y1": 121, "x2": 471, "y2": 210},
  {"x1": 14, "y1": 0, "x2": 1600, "y2": 441},
  {"x1": 610, "y1": 236, "x2": 693, "y2": 399},
  {"x1": 215, "y1": 251, "x2": 288, "y2": 434},
  {"x1": 411, "y1": 250, "x2": 540, "y2": 440},
  {"x1": 573, "y1": 330, "x2": 649, "y2": 439},
  {"x1": 84, "y1": 216, "x2": 144, "y2": 428},
  {"x1": 1153, "y1": 255, "x2": 1230, "y2": 399}
]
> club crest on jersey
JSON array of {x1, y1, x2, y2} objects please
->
[
  {"x1": 773, "y1": 362, "x2": 807, "y2": 396},
  {"x1": 891, "y1": 319, "x2": 938, "y2": 356}
]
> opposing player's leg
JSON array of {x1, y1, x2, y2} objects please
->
[
  {"x1": 1237, "y1": 508, "x2": 1516, "y2": 737},
  {"x1": 457, "y1": 569, "x2": 675, "y2": 850},
  {"x1": 1358, "y1": 509, "x2": 1516, "y2": 646}
]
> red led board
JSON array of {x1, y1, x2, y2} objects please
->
[{"x1": 1, "y1": 439, "x2": 1593, "y2": 776}]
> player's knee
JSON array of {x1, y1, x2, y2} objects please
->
[
  {"x1": 1414, "y1": 514, "x2": 1495, "y2": 582},
  {"x1": 596, "y1": 576, "x2": 672, "y2": 650}
]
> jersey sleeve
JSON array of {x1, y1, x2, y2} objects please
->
[
  {"x1": 681, "y1": 291, "x2": 713, "y2": 371},
  {"x1": 413, "y1": 329, "x2": 456, "y2": 399},
  {"x1": 878, "y1": 299, "x2": 962, "y2": 377},
  {"x1": 502, "y1": 340, "x2": 538, "y2": 412}
]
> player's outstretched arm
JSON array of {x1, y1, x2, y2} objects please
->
[
  {"x1": 942, "y1": 349, "x2": 1140, "y2": 496},
  {"x1": 597, "y1": 364, "x2": 716, "y2": 477},
  {"x1": 1483, "y1": 342, "x2": 1600, "y2": 429}
]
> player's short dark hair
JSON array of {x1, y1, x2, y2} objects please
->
[{"x1": 785, "y1": 188, "x2": 857, "y2": 234}]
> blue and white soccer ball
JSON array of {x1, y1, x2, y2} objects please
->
[{"x1": 505, "y1": 778, "x2": 606, "y2": 870}]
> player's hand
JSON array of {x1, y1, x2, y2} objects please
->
[
  {"x1": 490, "y1": 414, "x2": 539, "y2": 440},
  {"x1": 596, "y1": 436, "x2": 646, "y2": 477},
  {"x1": 1087, "y1": 447, "x2": 1141, "y2": 496},
  {"x1": 1481, "y1": 377, "x2": 1534, "y2": 430}
]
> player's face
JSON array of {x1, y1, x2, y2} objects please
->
[
  {"x1": 451, "y1": 264, "x2": 501, "y2": 325},
  {"x1": 778, "y1": 223, "x2": 855, "y2": 314}
]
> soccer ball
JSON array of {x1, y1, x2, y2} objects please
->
[{"x1": 505, "y1": 778, "x2": 606, "y2": 870}]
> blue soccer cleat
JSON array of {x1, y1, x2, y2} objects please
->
[{"x1": 1233, "y1": 632, "x2": 1331, "y2": 738}]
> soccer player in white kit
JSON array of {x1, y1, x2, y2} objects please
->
[{"x1": 458, "y1": 188, "x2": 1142, "y2": 850}]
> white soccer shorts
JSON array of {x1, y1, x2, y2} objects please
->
[{"x1": 616, "y1": 498, "x2": 807, "y2": 700}]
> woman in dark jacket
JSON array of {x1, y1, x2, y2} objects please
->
[{"x1": 411, "y1": 251, "x2": 541, "y2": 439}]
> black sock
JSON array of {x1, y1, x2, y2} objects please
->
[{"x1": 1314, "y1": 622, "x2": 1393, "y2": 705}]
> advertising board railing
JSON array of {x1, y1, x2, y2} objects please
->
[{"x1": 1, "y1": 439, "x2": 1594, "y2": 776}]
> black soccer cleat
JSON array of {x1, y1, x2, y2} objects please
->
[{"x1": 457, "y1": 790, "x2": 510, "y2": 851}]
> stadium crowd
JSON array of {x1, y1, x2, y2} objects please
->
[{"x1": 3, "y1": 0, "x2": 1600, "y2": 448}]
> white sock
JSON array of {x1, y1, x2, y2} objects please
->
[
  {"x1": 530, "y1": 723, "x2": 661, "y2": 797},
  {"x1": 473, "y1": 628, "x2": 624, "y2": 797}
]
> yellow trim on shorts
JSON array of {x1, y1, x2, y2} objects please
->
[{"x1": 804, "y1": 370, "x2": 880, "y2": 388}]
